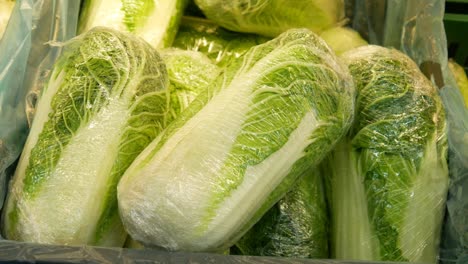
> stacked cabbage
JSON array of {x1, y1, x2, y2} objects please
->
[
  {"x1": 2, "y1": 27, "x2": 219, "y2": 247},
  {"x1": 0, "y1": 1, "x2": 452, "y2": 264}
]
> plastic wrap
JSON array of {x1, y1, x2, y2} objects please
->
[
  {"x1": 235, "y1": 168, "x2": 328, "y2": 259},
  {"x1": 117, "y1": 28, "x2": 355, "y2": 252},
  {"x1": 78, "y1": 0, "x2": 188, "y2": 48},
  {"x1": 326, "y1": 45, "x2": 448, "y2": 263},
  {"x1": 193, "y1": 0, "x2": 345, "y2": 37},
  {"x1": 2, "y1": 27, "x2": 169, "y2": 247},
  {"x1": 0, "y1": 0, "x2": 464, "y2": 263},
  {"x1": 0, "y1": 0, "x2": 15, "y2": 40},
  {"x1": 230, "y1": 23, "x2": 366, "y2": 261},
  {"x1": 161, "y1": 48, "x2": 221, "y2": 112},
  {"x1": 350, "y1": 1, "x2": 468, "y2": 262},
  {"x1": 0, "y1": 0, "x2": 80, "y2": 212},
  {"x1": 172, "y1": 16, "x2": 269, "y2": 67}
]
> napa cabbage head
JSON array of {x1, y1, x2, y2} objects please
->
[
  {"x1": 194, "y1": 0, "x2": 344, "y2": 37},
  {"x1": 2, "y1": 27, "x2": 169, "y2": 247},
  {"x1": 78, "y1": 0, "x2": 188, "y2": 48},
  {"x1": 117, "y1": 28, "x2": 355, "y2": 252},
  {"x1": 325, "y1": 45, "x2": 448, "y2": 263}
]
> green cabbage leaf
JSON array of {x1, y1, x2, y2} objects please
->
[
  {"x1": 194, "y1": 0, "x2": 344, "y2": 37},
  {"x1": 161, "y1": 48, "x2": 221, "y2": 113}
]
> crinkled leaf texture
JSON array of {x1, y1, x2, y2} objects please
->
[
  {"x1": 2, "y1": 27, "x2": 169, "y2": 247},
  {"x1": 78, "y1": 0, "x2": 188, "y2": 48},
  {"x1": 172, "y1": 16, "x2": 269, "y2": 67},
  {"x1": 160, "y1": 48, "x2": 221, "y2": 113},
  {"x1": 235, "y1": 167, "x2": 329, "y2": 258},
  {"x1": 117, "y1": 28, "x2": 355, "y2": 252},
  {"x1": 194, "y1": 0, "x2": 344, "y2": 37},
  {"x1": 115, "y1": 48, "x2": 220, "y2": 249},
  {"x1": 325, "y1": 45, "x2": 448, "y2": 263}
]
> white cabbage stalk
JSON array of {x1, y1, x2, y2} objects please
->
[
  {"x1": 320, "y1": 27, "x2": 368, "y2": 55},
  {"x1": 0, "y1": 0, "x2": 15, "y2": 39},
  {"x1": 118, "y1": 28, "x2": 355, "y2": 252},
  {"x1": 78, "y1": 0, "x2": 188, "y2": 48}
]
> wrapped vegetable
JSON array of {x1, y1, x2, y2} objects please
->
[
  {"x1": 125, "y1": 48, "x2": 222, "y2": 250},
  {"x1": 78, "y1": 0, "x2": 188, "y2": 48},
  {"x1": 194, "y1": 0, "x2": 344, "y2": 37},
  {"x1": 320, "y1": 27, "x2": 368, "y2": 55},
  {"x1": 2, "y1": 27, "x2": 169, "y2": 247},
  {"x1": 235, "y1": 168, "x2": 328, "y2": 258},
  {"x1": 0, "y1": 0, "x2": 15, "y2": 40},
  {"x1": 117, "y1": 28, "x2": 355, "y2": 252},
  {"x1": 172, "y1": 16, "x2": 269, "y2": 67},
  {"x1": 0, "y1": 0, "x2": 81, "y2": 214},
  {"x1": 325, "y1": 46, "x2": 448, "y2": 263},
  {"x1": 160, "y1": 48, "x2": 221, "y2": 112}
]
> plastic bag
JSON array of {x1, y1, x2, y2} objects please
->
[{"x1": 0, "y1": 0, "x2": 80, "y2": 212}]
